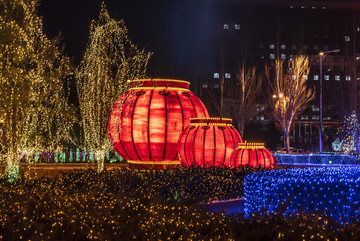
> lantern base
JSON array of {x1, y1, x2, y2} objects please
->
[{"x1": 127, "y1": 160, "x2": 181, "y2": 170}]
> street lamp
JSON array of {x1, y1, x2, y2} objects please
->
[{"x1": 319, "y1": 49, "x2": 340, "y2": 153}]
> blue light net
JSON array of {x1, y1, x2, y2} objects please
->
[{"x1": 244, "y1": 167, "x2": 360, "y2": 223}]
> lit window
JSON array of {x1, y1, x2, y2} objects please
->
[
  {"x1": 303, "y1": 75, "x2": 308, "y2": 80},
  {"x1": 270, "y1": 54, "x2": 275, "y2": 59},
  {"x1": 260, "y1": 56, "x2": 265, "y2": 59},
  {"x1": 324, "y1": 75, "x2": 330, "y2": 81},
  {"x1": 335, "y1": 75, "x2": 340, "y2": 81},
  {"x1": 223, "y1": 24, "x2": 229, "y2": 30},
  {"x1": 346, "y1": 76, "x2": 351, "y2": 81},
  {"x1": 281, "y1": 44, "x2": 286, "y2": 49},
  {"x1": 290, "y1": 6, "x2": 294, "y2": 9},
  {"x1": 256, "y1": 105, "x2": 265, "y2": 111},
  {"x1": 235, "y1": 24, "x2": 240, "y2": 30},
  {"x1": 322, "y1": 6, "x2": 326, "y2": 10},
  {"x1": 323, "y1": 116, "x2": 331, "y2": 120},
  {"x1": 301, "y1": 6, "x2": 305, "y2": 9},
  {"x1": 314, "y1": 75, "x2": 319, "y2": 80},
  {"x1": 270, "y1": 44, "x2": 275, "y2": 49},
  {"x1": 345, "y1": 36, "x2": 350, "y2": 41},
  {"x1": 313, "y1": 45, "x2": 319, "y2": 50},
  {"x1": 225, "y1": 73, "x2": 231, "y2": 79},
  {"x1": 312, "y1": 6, "x2": 316, "y2": 9},
  {"x1": 357, "y1": 26, "x2": 360, "y2": 32},
  {"x1": 312, "y1": 115, "x2": 320, "y2": 120},
  {"x1": 301, "y1": 115, "x2": 309, "y2": 120},
  {"x1": 256, "y1": 115, "x2": 265, "y2": 121},
  {"x1": 312, "y1": 105, "x2": 319, "y2": 111},
  {"x1": 202, "y1": 83, "x2": 208, "y2": 88},
  {"x1": 281, "y1": 54, "x2": 286, "y2": 59},
  {"x1": 289, "y1": 55, "x2": 294, "y2": 61},
  {"x1": 213, "y1": 73, "x2": 219, "y2": 79}
]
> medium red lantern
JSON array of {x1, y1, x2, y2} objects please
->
[
  {"x1": 107, "y1": 79, "x2": 209, "y2": 168},
  {"x1": 228, "y1": 142, "x2": 276, "y2": 169},
  {"x1": 177, "y1": 117, "x2": 242, "y2": 168}
]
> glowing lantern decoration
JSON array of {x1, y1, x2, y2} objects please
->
[
  {"x1": 107, "y1": 79, "x2": 209, "y2": 168},
  {"x1": 228, "y1": 142, "x2": 276, "y2": 169},
  {"x1": 177, "y1": 117, "x2": 242, "y2": 167}
]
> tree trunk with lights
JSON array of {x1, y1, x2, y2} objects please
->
[
  {"x1": 0, "y1": 0, "x2": 73, "y2": 180},
  {"x1": 76, "y1": 3, "x2": 151, "y2": 172}
]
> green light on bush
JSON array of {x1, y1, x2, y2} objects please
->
[
  {"x1": 59, "y1": 152, "x2": 66, "y2": 163},
  {"x1": 6, "y1": 164, "x2": 19, "y2": 183},
  {"x1": 69, "y1": 149, "x2": 73, "y2": 162},
  {"x1": 76, "y1": 148, "x2": 80, "y2": 162},
  {"x1": 83, "y1": 148, "x2": 87, "y2": 162},
  {"x1": 34, "y1": 152, "x2": 39, "y2": 163}
]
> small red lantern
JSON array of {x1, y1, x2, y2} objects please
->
[
  {"x1": 228, "y1": 142, "x2": 276, "y2": 169},
  {"x1": 107, "y1": 79, "x2": 209, "y2": 168},
  {"x1": 177, "y1": 117, "x2": 242, "y2": 167}
]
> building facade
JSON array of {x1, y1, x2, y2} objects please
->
[{"x1": 199, "y1": 0, "x2": 360, "y2": 151}]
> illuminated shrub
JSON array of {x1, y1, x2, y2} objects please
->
[
  {"x1": 228, "y1": 143, "x2": 276, "y2": 169},
  {"x1": 244, "y1": 167, "x2": 360, "y2": 223},
  {"x1": 177, "y1": 118, "x2": 242, "y2": 167},
  {"x1": 107, "y1": 79, "x2": 209, "y2": 168}
]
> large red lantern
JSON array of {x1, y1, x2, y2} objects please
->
[
  {"x1": 228, "y1": 142, "x2": 276, "y2": 169},
  {"x1": 177, "y1": 118, "x2": 242, "y2": 167},
  {"x1": 107, "y1": 79, "x2": 209, "y2": 168}
]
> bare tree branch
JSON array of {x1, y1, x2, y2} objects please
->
[{"x1": 265, "y1": 55, "x2": 315, "y2": 153}]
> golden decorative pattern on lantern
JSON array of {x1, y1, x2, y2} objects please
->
[
  {"x1": 189, "y1": 117, "x2": 233, "y2": 126},
  {"x1": 177, "y1": 118, "x2": 243, "y2": 168},
  {"x1": 107, "y1": 79, "x2": 209, "y2": 169},
  {"x1": 237, "y1": 142, "x2": 266, "y2": 149},
  {"x1": 228, "y1": 142, "x2": 276, "y2": 169}
]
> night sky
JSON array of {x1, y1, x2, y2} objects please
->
[{"x1": 38, "y1": 0, "x2": 211, "y2": 78}]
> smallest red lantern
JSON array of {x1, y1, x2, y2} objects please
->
[{"x1": 228, "y1": 142, "x2": 276, "y2": 169}]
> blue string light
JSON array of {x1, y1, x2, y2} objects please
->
[
  {"x1": 274, "y1": 153, "x2": 358, "y2": 165},
  {"x1": 244, "y1": 167, "x2": 360, "y2": 224}
]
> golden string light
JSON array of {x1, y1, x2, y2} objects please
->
[
  {"x1": 76, "y1": 2, "x2": 152, "y2": 172},
  {"x1": 0, "y1": 0, "x2": 73, "y2": 180}
]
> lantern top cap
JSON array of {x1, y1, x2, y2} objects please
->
[
  {"x1": 237, "y1": 142, "x2": 265, "y2": 149},
  {"x1": 190, "y1": 117, "x2": 233, "y2": 126},
  {"x1": 129, "y1": 79, "x2": 190, "y2": 89}
]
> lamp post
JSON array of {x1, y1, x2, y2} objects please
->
[{"x1": 319, "y1": 49, "x2": 340, "y2": 153}]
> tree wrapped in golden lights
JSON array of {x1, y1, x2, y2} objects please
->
[
  {"x1": 0, "y1": 0, "x2": 73, "y2": 180},
  {"x1": 265, "y1": 55, "x2": 315, "y2": 153},
  {"x1": 76, "y1": 3, "x2": 151, "y2": 172}
]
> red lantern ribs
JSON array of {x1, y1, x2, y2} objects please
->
[
  {"x1": 107, "y1": 79, "x2": 209, "y2": 167},
  {"x1": 177, "y1": 118, "x2": 243, "y2": 167},
  {"x1": 228, "y1": 142, "x2": 276, "y2": 169}
]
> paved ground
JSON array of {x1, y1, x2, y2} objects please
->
[{"x1": 203, "y1": 197, "x2": 245, "y2": 215}]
